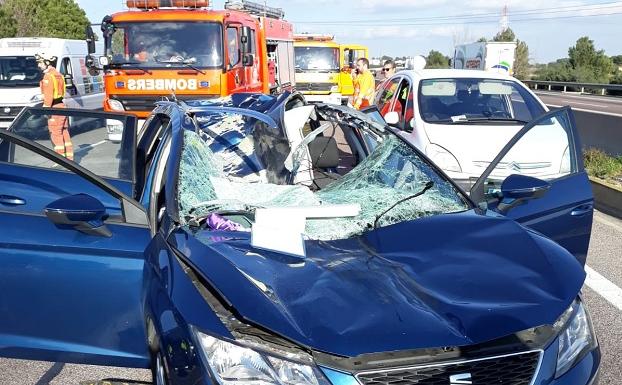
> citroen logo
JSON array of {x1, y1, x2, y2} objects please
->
[
  {"x1": 450, "y1": 373, "x2": 473, "y2": 385},
  {"x1": 507, "y1": 161, "x2": 521, "y2": 171}
]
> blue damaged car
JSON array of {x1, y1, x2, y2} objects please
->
[{"x1": 0, "y1": 93, "x2": 598, "y2": 385}]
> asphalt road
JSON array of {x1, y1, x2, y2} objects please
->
[
  {"x1": 535, "y1": 91, "x2": 622, "y2": 116},
  {"x1": 1, "y1": 210, "x2": 621, "y2": 385},
  {"x1": 13, "y1": 119, "x2": 127, "y2": 179}
]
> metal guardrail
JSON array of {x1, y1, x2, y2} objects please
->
[{"x1": 523, "y1": 80, "x2": 622, "y2": 95}]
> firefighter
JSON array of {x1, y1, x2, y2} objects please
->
[
  {"x1": 352, "y1": 58, "x2": 375, "y2": 110},
  {"x1": 35, "y1": 53, "x2": 73, "y2": 161}
]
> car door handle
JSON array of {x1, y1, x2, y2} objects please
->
[
  {"x1": 0, "y1": 195, "x2": 26, "y2": 206},
  {"x1": 570, "y1": 204, "x2": 593, "y2": 217}
]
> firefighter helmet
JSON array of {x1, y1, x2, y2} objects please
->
[{"x1": 35, "y1": 52, "x2": 57, "y2": 66}]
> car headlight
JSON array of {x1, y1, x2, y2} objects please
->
[
  {"x1": 560, "y1": 146, "x2": 571, "y2": 174},
  {"x1": 107, "y1": 98, "x2": 125, "y2": 111},
  {"x1": 106, "y1": 119, "x2": 124, "y2": 138},
  {"x1": 426, "y1": 144, "x2": 462, "y2": 173},
  {"x1": 330, "y1": 85, "x2": 339, "y2": 93},
  {"x1": 554, "y1": 299, "x2": 597, "y2": 378},
  {"x1": 196, "y1": 331, "x2": 329, "y2": 385}
]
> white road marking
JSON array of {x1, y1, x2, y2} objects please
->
[
  {"x1": 75, "y1": 139, "x2": 107, "y2": 155},
  {"x1": 536, "y1": 91, "x2": 622, "y2": 105},
  {"x1": 585, "y1": 266, "x2": 622, "y2": 312},
  {"x1": 561, "y1": 100, "x2": 609, "y2": 108},
  {"x1": 545, "y1": 103, "x2": 622, "y2": 118},
  {"x1": 585, "y1": 213, "x2": 622, "y2": 311},
  {"x1": 50, "y1": 140, "x2": 108, "y2": 169}
]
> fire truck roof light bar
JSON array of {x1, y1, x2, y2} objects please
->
[
  {"x1": 224, "y1": 0, "x2": 285, "y2": 19},
  {"x1": 125, "y1": 0, "x2": 211, "y2": 9}
]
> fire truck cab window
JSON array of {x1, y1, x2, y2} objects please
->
[
  {"x1": 111, "y1": 22, "x2": 224, "y2": 68},
  {"x1": 227, "y1": 27, "x2": 240, "y2": 67}
]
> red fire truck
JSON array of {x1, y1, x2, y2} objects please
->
[{"x1": 86, "y1": 0, "x2": 296, "y2": 117}]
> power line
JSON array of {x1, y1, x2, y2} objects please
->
[
  {"x1": 310, "y1": 12, "x2": 622, "y2": 28},
  {"x1": 293, "y1": 1, "x2": 622, "y2": 24},
  {"x1": 295, "y1": 9, "x2": 622, "y2": 27}
]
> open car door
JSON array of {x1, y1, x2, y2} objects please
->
[
  {"x1": 0, "y1": 108, "x2": 151, "y2": 368},
  {"x1": 470, "y1": 107, "x2": 593, "y2": 265}
]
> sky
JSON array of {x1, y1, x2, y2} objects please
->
[{"x1": 76, "y1": 0, "x2": 622, "y2": 63}]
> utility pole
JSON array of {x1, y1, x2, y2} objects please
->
[{"x1": 500, "y1": 5, "x2": 509, "y2": 32}]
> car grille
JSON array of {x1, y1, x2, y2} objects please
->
[
  {"x1": 110, "y1": 95, "x2": 213, "y2": 112},
  {"x1": 296, "y1": 82, "x2": 335, "y2": 93},
  {"x1": 356, "y1": 351, "x2": 541, "y2": 385},
  {"x1": 0, "y1": 106, "x2": 25, "y2": 122}
]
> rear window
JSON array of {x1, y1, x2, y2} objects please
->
[{"x1": 418, "y1": 78, "x2": 545, "y2": 124}]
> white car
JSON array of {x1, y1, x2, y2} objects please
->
[{"x1": 374, "y1": 69, "x2": 572, "y2": 191}]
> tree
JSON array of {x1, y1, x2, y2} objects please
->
[
  {"x1": 426, "y1": 50, "x2": 450, "y2": 69},
  {"x1": 492, "y1": 28, "x2": 515, "y2": 42},
  {"x1": 0, "y1": 4, "x2": 17, "y2": 38},
  {"x1": 492, "y1": 28, "x2": 530, "y2": 80},
  {"x1": 612, "y1": 55, "x2": 622, "y2": 66},
  {"x1": 0, "y1": 0, "x2": 90, "y2": 40},
  {"x1": 568, "y1": 37, "x2": 614, "y2": 83},
  {"x1": 477, "y1": 37, "x2": 487, "y2": 42}
]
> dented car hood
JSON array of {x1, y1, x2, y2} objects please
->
[{"x1": 172, "y1": 210, "x2": 585, "y2": 358}]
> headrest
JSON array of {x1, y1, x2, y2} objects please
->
[{"x1": 308, "y1": 136, "x2": 339, "y2": 169}]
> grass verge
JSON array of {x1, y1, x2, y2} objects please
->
[{"x1": 584, "y1": 148, "x2": 622, "y2": 186}]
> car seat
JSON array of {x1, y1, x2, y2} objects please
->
[{"x1": 308, "y1": 136, "x2": 341, "y2": 189}]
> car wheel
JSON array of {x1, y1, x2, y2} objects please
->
[{"x1": 152, "y1": 350, "x2": 169, "y2": 385}]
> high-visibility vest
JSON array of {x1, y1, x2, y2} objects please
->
[
  {"x1": 41, "y1": 68, "x2": 65, "y2": 106},
  {"x1": 48, "y1": 70, "x2": 65, "y2": 100}
]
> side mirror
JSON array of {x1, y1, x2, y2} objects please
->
[
  {"x1": 496, "y1": 174, "x2": 551, "y2": 214},
  {"x1": 240, "y1": 26, "x2": 253, "y2": 54},
  {"x1": 384, "y1": 111, "x2": 400, "y2": 126},
  {"x1": 405, "y1": 118, "x2": 415, "y2": 132},
  {"x1": 242, "y1": 53, "x2": 255, "y2": 67},
  {"x1": 45, "y1": 193, "x2": 111, "y2": 237},
  {"x1": 85, "y1": 55, "x2": 101, "y2": 76},
  {"x1": 85, "y1": 25, "x2": 96, "y2": 55}
]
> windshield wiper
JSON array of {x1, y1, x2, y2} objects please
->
[
  {"x1": 155, "y1": 59, "x2": 206, "y2": 74},
  {"x1": 460, "y1": 117, "x2": 529, "y2": 124},
  {"x1": 438, "y1": 116, "x2": 528, "y2": 124},
  {"x1": 111, "y1": 61, "x2": 152, "y2": 74},
  {"x1": 373, "y1": 181, "x2": 435, "y2": 229}
]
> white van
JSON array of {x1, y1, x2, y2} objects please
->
[{"x1": 0, "y1": 38, "x2": 105, "y2": 128}]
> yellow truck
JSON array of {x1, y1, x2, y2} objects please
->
[
  {"x1": 339, "y1": 44, "x2": 369, "y2": 97},
  {"x1": 294, "y1": 34, "x2": 368, "y2": 105}
]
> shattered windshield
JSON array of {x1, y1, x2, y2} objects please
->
[
  {"x1": 0, "y1": 56, "x2": 42, "y2": 87},
  {"x1": 177, "y1": 104, "x2": 469, "y2": 241},
  {"x1": 110, "y1": 22, "x2": 224, "y2": 68}
]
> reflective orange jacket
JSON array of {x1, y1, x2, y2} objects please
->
[{"x1": 40, "y1": 67, "x2": 66, "y2": 107}]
